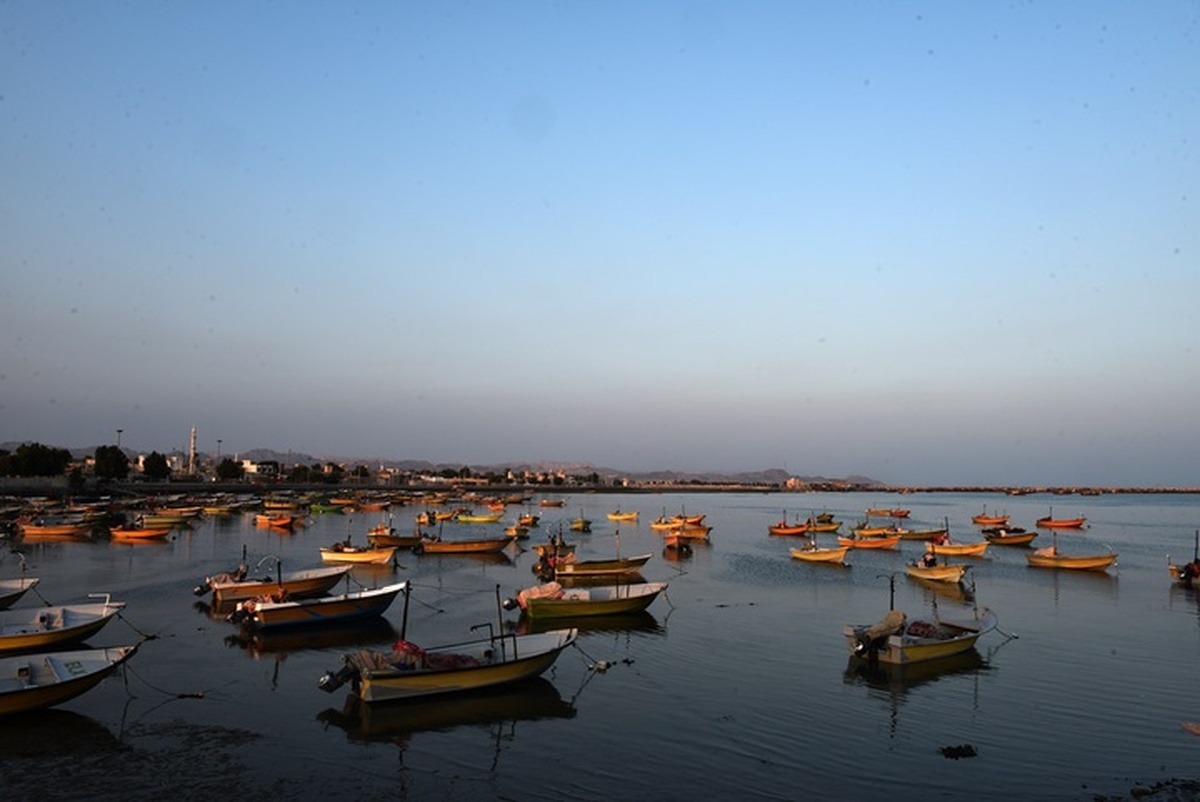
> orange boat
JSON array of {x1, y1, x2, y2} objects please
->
[
  {"x1": 971, "y1": 508, "x2": 1010, "y2": 526},
  {"x1": 110, "y1": 525, "x2": 173, "y2": 541},
  {"x1": 1036, "y1": 512, "x2": 1087, "y2": 529},
  {"x1": 838, "y1": 534, "x2": 901, "y2": 550},
  {"x1": 983, "y1": 528, "x2": 1037, "y2": 546}
]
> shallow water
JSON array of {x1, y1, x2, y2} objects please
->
[{"x1": 2, "y1": 491, "x2": 1199, "y2": 800}]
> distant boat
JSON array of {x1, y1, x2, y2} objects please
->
[
  {"x1": 789, "y1": 541, "x2": 849, "y2": 564},
  {"x1": 1035, "y1": 510, "x2": 1087, "y2": 529},
  {"x1": 505, "y1": 581, "x2": 667, "y2": 619},
  {"x1": 228, "y1": 582, "x2": 406, "y2": 630}
]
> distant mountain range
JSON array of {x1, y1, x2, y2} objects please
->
[{"x1": 2, "y1": 442, "x2": 881, "y2": 487}]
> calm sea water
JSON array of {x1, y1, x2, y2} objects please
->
[{"x1": 2, "y1": 491, "x2": 1199, "y2": 801}]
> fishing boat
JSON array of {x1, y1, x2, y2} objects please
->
[
  {"x1": 228, "y1": 582, "x2": 406, "y2": 630},
  {"x1": 109, "y1": 523, "x2": 173, "y2": 541},
  {"x1": 905, "y1": 556, "x2": 971, "y2": 584},
  {"x1": 768, "y1": 512, "x2": 810, "y2": 536},
  {"x1": 850, "y1": 522, "x2": 899, "y2": 537},
  {"x1": 538, "y1": 498, "x2": 565, "y2": 508},
  {"x1": 318, "y1": 626, "x2": 576, "y2": 703},
  {"x1": 789, "y1": 540, "x2": 850, "y2": 564},
  {"x1": 366, "y1": 529, "x2": 422, "y2": 549},
  {"x1": 896, "y1": 527, "x2": 949, "y2": 542},
  {"x1": 416, "y1": 535, "x2": 512, "y2": 554},
  {"x1": 504, "y1": 581, "x2": 667, "y2": 618},
  {"x1": 546, "y1": 553, "x2": 653, "y2": 578},
  {"x1": 568, "y1": 516, "x2": 592, "y2": 533},
  {"x1": 838, "y1": 533, "x2": 901, "y2": 550},
  {"x1": 196, "y1": 563, "x2": 353, "y2": 602},
  {"x1": 1168, "y1": 531, "x2": 1200, "y2": 586},
  {"x1": 0, "y1": 596, "x2": 125, "y2": 654},
  {"x1": 454, "y1": 512, "x2": 504, "y2": 524},
  {"x1": 1036, "y1": 512, "x2": 1087, "y2": 529},
  {"x1": 319, "y1": 542, "x2": 397, "y2": 565},
  {"x1": 0, "y1": 578, "x2": 39, "y2": 611},
  {"x1": 606, "y1": 510, "x2": 639, "y2": 522},
  {"x1": 844, "y1": 606, "x2": 998, "y2": 665},
  {"x1": 971, "y1": 508, "x2": 1010, "y2": 526},
  {"x1": 0, "y1": 645, "x2": 138, "y2": 716},
  {"x1": 255, "y1": 514, "x2": 299, "y2": 529},
  {"x1": 16, "y1": 520, "x2": 93, "y2": 541},
  {"x1": 982, "y1": 527, "x2": 1038, "y2": 547},
  {"x1": 928, "y1": 539, "x2": 990, "y2": 558},
  {"x1": 1026, "y1": 543, "x2": 1116, "y2": 572}
]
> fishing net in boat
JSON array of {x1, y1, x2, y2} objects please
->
[
  {"x1": 516, "y1": 581, "x2": 565, "y2": 610},
  {"x1": 864, "y1": 610, "x2": 906, "y2": 641}
]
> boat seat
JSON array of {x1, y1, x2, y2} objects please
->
[{"x1": 0, "y1": 677, "x2": 28, "y2": 692}]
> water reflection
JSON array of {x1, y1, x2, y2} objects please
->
[
  {"x1": 843, "y1": 649, "x2": 990, "y2": 700},
  {"x1": 223, "y1": 617, "x2": 399, "y2": 657},
  {"x1": 0, "y1": 709, "x2": 123, "y2": 756},
  {"x1": 317, "y1": 677, "x2": 576, "y2": 745},
  {"x1": 512, "y1": 609, "x2": 663, "y2": 636}
]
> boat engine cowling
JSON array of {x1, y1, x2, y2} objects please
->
[{"x1": 318, "y1": 664, "x2": 357, "y2": 693}]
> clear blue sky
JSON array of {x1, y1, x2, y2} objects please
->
[{"x1": 3, "y1": 2, "x2": 1198, "y2": 486}]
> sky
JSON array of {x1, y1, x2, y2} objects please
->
[{"x1": 2, "y1": 2, "x2": 1198, "y2": 487}]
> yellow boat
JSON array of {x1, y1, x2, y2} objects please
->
[
  {"x1": 548, "y1": 553, "x2": 653, "y2": 578},
  {"x1": 319, "y1": 544, "x2": 397, "y2": 565},
  {"x1": 928, "y1": 539, "x2": 990, "y2": 557},
  {"x1": 843, "y1": 607, "x2": 997, "y2": 665},
  {"x1": 454, "y1": 512, "x2": 504, "y2": 524},
  {"x1": 606, "y1": 510, "x2": 640, "y2": 522},
  {"x1": 318, "y1": 628, "x2": 577, "y2": 703},
  {"x1": 505, "y1": 581, "x2": 667, "y2": 618},
  {"x1": 1025, "y1": 545, "x2": 1116, "y2": 572},
  {"x1": 789, "y1": 543, "x2": 850, "y2": 564},
  {"x1": 905, "y1": 561, "x2": 971, "y2": 584},
  {"x1": 0, "y1": 645, "x2": 138, "y2": 716},
  {"x1": 0, "y1": 597, "x2": 125, "y2": 654}
]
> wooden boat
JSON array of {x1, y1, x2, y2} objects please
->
[
  {"x1": 905, "y1": 559, "x2": 971, "y2": 584},
  {"x1": 1168, "y1": 531, "x2": 1200, "y2": 586},
  {"x1": 532, "y1": 540, "x2": 576, "y2": 559},
  {"x1": 109, "y1": 524, "x2": 173, "y2": 541},
  {"x1": 0, "y1": 578, "x2": 40, "y2": 611},
  {"x1": 0, "y1": 645, "x2": 138, "y2": 716},
  {"x1": 366, "y1": 530, "x2": 422, "y2": 549},
  {"x1": 865, "y1": 507, "x2": 892, "y2": 518},
  {"x1": 0, "y1": 597, "x2": 125, "y2": 654},
  {"x1": 228, "y1": 582, "x2": 406, "y2": 630},
  {"x1": 198, "y1": 564, "x2": 353, "y2": 602},
  {"x1": 806, "y1": 519, "x2": 843, "y2": 533},
  {"x1": 650, "y1": 513, "x2": 705, "y2": 531},
  {"x1": 516, "y1": 513, "x2": 540, "y2": 528},
  {"x1": 1035, "y1": 512, "x2": 1087, "y2": 529},
  {"x1": 538, "y1": 499, "x2": 566, "y2": 508},
  {"x1": 319, "y1": 543, "x2": 397, "y2": 565},
  {"x1": 318, "y1": 627, "x2": 577, "y2": 703},
  {"x1": 768, "y1": 512, "x2": 810, "y2": 536},
  {"x1": 416, "y1": 536, "x2": 511, "y2": 554},
  {"x1": 1026, "y1": 545, "x2": 1116, "y2": 572},
  {"x1": 505, "y1": 581, "x2": 667, "y2": 618},
  {"x1": 789, "y1": 542, "x2": 850, "y2": 564},
  {"x1": 971, "y1": 509, "x2": 1010, "y2": 526},
  {"x1": 549, "y1": 553, "x2": 653, "y2": 578},
  {"x1": 17, "y1": 521, "x2": 92, "y2": 540},
  {"x1": 896, "y1": 527, "x2": 948, "y2": 542},
  {"x1": 982, "y1": 528, "x2": 1038, "y2": 546},
  {"x1": 889, "y1": 508, "x2": 911, "y2": 519},
  {"x1": 838, "y1": 534, "x2": 901, "y2": 550},
  {"x1": 606, "y1": 510, "x2": 639, "y2": 522},
  {"x1": 569, "y1": 517, "x2": 592, "y2": 533},
  {"x1": 255, "y1": 514, "x2": 299, "y2": 529},
  {"x1": 850, "y1": 522, "x2": 898, "y2": 537},
  {"x1": 928, "y1": 539, "x2": 990, "y2": 557},
  {"x1": 454, "y1": 512, "x2": 503, "y2": 524},
  {"x1": 844, "y1": 607, "x2": 998, "y2": 665}
]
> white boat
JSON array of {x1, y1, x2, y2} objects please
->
[
  {"x1": 0, "y1": 596, "x2": 125, "y2": 655},
  {"x1": 0, "y1": 645, "x2": 138, "y2": 716}
]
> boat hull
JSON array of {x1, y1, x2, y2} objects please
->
[
  {"x1": 0, "y1": 579, "x2": 39, "y2": 611},
  {"x1": 839, "y1": 535, "x2": 901, "y2": 550},
  {"x1": 0, "y1": 646, "x2": 137, "y2": 716},
  {"x1": 418, "y1": 538, "x2": 510, "y2": 554},
  {"x1": 520, "y1": 582, "x2": 666, "y2": 618},
  {"x1": 552, "y1": 554, "x2": 653, "y2": 578},
  {"x1": 905, "y1": 564, "x2": 970, "y2": 584},
  {"x1": 929, "y1": 541, "x2": 989, "y2": 557},
  {"x1": 240, "y1": 584, "x2": 405, "y2": 629},
  {"x1": 0, "y1": 602, "x2": 125, "y2": 654},
  {"x1": 1026, "y1": 552, "x2": 1117, "y2": 572},
  {"x1": 843, "y1": 609, "x2": 997, "y2": 665},
  {"x1": 319, "y1": 547, "x2": 397, "y2": 565},
  {"x1": 354, "y1": 630, "x2": 577, "y2": 703},
  {"x1": 790, "y1": 546, "x2": 849, "y2": 564},
  {"x1": 210, "y1": 566, "x2": 353, "y2": 602}
]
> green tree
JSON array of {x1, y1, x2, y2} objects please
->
[
  {"x1": 94, "y1": 445, "x2": 130, "y2": 480},
  {"x1": 215, "y1": 457, "x2": 244, "y2": 481},
  {"x1": 0, "y1": 443, "x2": 73, "y2": 477},
  {"x1": 288, "y1": 464, "x2": 312, "y2": 482},
  {"x1": 143, "y1": 451, "x2": 171, "y2": 481}
]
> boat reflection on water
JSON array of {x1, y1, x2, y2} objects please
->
[
  {"x1": 0, "y1": 709, "x2": 123, "y2": 757},
  {"x1": 513, "y1": 609, "x2": 663, "y2": 636},
  {"x1": 844, "y1": 649, "x2": 990, "y2": 699},
  {"x1": 317, "y1": 676, "x2": 576, "y2": 746},
  {"x1": 909, "y1": 577, "x2": 976, "y2": 605},
  {"x1": 224, "y1": 617, "x2": 399, "y2": 658}
]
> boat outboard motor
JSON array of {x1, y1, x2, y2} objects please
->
[{"x1": 318, "y1": 663, "x2": 356, "y2": 693}]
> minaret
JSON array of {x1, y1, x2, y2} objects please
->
[{"x1": 188, "y1": 426, "x2": 197, "y2": 475}]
